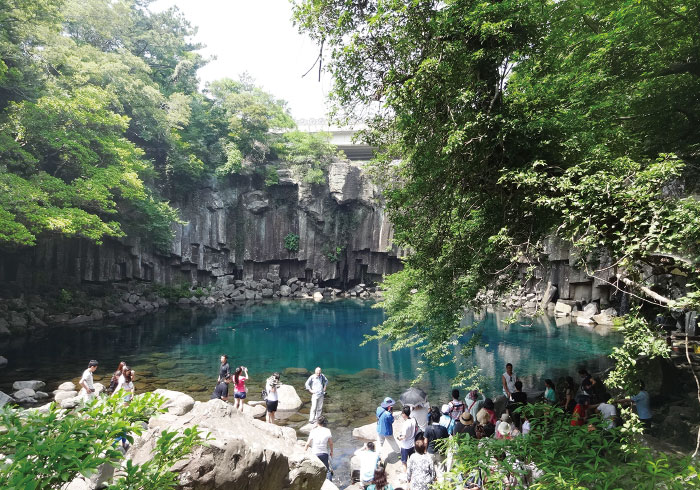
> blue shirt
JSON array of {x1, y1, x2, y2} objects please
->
[
  {"x1": 631, "y1": 390, "x2": 652, "y2": 420},
  {"x1": 376, "y1": 406, "x2": 394, "y2": 436}
]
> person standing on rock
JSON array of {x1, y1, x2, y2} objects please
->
[
  {"x1": 502, "y1": 363, "x2": 518, "y2": 401},
  {"x1": 265, "y1": 372, "x2": 281, "y2": 424},
  {"x1": 305, "y1": 367, "x2": 328, "y2": 423},
  {"x1": 376, "y1": 397, "x2": 400, "y2": 456},
  {"x1": 232, "y1": 366, "x2": 249, "y2": 412},
  {"x1": 218, "y1": 355, "x2": 230, "y2": 383},
  {"x1": 79, "y1": 360, "x2": 99, "y2": 401},
  {"x1": 397, "y1": 406, "x2": 418, "y2": 476},
  {"x1": 211, "y1": 374, "x2": 231, "y2": 401},
  {"x1": 304, "y1": 415, "x2": 333, "y2": 480}
]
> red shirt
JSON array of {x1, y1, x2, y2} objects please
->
[{"x1": 571, "y1": 404, "x2": 586, "y2": 426}]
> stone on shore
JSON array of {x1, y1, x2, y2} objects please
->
[
  {"x1": 54, "y1": 390, "x2": 78, "y2": 402},
  {"x1": 13, "y1": 380, "x2": 45, "y2": 391},
  {"x1": 130, "y1": 398, "x2": 326, "y2": 490},
  {"x1": 242, "y1": 402, "x2": 266, "y2": 418},
  {"x1": 592, "y1": 307, "x2": 618, "y2": 325},
  {"x1": 276, "y1": 384, "x2": 303, "y2": 412},
  {"x1": 13, "y1": 388, "x2": 36, "y2": 402},
  {"x1": 0, "y1": 391, "x2": 13, "y2": 407},
  {"x1": 153, "y1": 389, "x2": 195, "y2": 416},
  {"x1": 554, "y1": 301, "x2": 572, "y2": 316},
  {"x1": 57, "y1": 381, "x2": 76, "y2": 391}
]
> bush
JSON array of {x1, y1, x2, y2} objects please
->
[
  {"x1": 436, "y1": 403, "x2": 700, "y2": 489},
  {"x1": 0, "y1": 393, "x2": 204, "y2": 489},
  {"x1": 284, "y1": 233, "x2": 300, "y2": 253}
]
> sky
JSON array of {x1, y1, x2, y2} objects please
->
[{"x1": 151, "y1": 0, "x2": 333, "y2": 126}]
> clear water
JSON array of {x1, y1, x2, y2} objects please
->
[{"x1": 0, "y1": 299, "x2": 621, "y2": 486}]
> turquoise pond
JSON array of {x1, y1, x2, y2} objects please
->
[
  {"x1": 0, "y1": 299, "x2": 621, "y2": 399},
  {"x1": 0, "y1": 299, "x2": 621, "y2": 486}
]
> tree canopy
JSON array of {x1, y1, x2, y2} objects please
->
[
  {"x1": 0, "y1": 0, "x2": 337, "y2": 252},
  {"x1": 293, "y1": 0, "x2": 700, "y2": 386}
]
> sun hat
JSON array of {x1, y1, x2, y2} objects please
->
[
  {"x1": 497, "y1": 421, "x2": 512, "y2": 437},
  {"x1": 459, "y1": 412, "x2": 474, "y2": 425},
  {"x1": 441, "y1": 404, "x2": 450, "y2": 415},
  {"x1": 381, "y1": 397, "x2": 396, "y2": 409},
  {"x1": 476, "y1": 408, "x2": 491, "y2": 425},
  {"x1": 500, "y1": 413, "x2": 511, "y2": 423}
]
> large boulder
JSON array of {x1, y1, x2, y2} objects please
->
[
  {"x1": 554, "y1": 301, "x2": 572, "y2": 316},
  {"x1": 57, "y1": 381, "x2": 76, "y2": 391},
  {"x1": 13, "y1": 388, "x2": 36, "y2": 402},
  {"x1": 13, "y1": 380, "x2": 45, "y2": 391},
  {"x1": 276, "y1": 384, "x2": 303, "y2": 412},
  {"x1": 592, "y1": 307, "x2": 618, "y2": 326},
  {"x1": 54, "y1": 390, "x2": 79, "y2": 402},
  {"x1": 579, "y1": 302, "x2": 599, "y2": 319},
  {"x1": 130, "y1": 398, "x2": 326, "y2": 490},
  {"x1": 153, "y1": 389, "x2": 195, "y2": 416}
]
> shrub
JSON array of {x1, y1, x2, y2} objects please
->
[{"x1": 284, "y1": 233, "x2": 300, "y2": 253}]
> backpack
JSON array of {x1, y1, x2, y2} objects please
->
[
  {"x1": 448, "y1": 400, "x2": 465, "y2": 420},
  {"x1": 108, "y1": 373, "x2": 119, "y2": 393},
  {"x1": 447, "y1": 418, "x2": 456, "y2": 435},
  {"x1": 261, "y1": 388, "x2": 268, "y2": 400}
]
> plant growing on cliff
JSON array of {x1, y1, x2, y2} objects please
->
[
  {"x1": 284, "y1": 233, "x2": 300, "y2": 253},
  {"x1": 322, "y1": 243, "x2": 344, "y2": 263},
  {"x1": 0, "y1": 393, "x2": 204, "y2": 489}
]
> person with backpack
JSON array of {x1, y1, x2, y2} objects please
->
[
  {"x1": 305, "y1": 367, "x2": 328, "y2": 423},
  {"x1": 447, "y1": 389, "x2": 465, "y2": 434},
  {"x1": 108, "y1": 361, "x2": 126, "y2": 394},
  {"x1": 466, "y1": 389, "x2": 486, "y2": 421},
  {"x1": 376, "y1": 397, "x2": 400, "y2": 455}
]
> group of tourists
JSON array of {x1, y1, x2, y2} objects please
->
[
  {"x1": 75, "y1": 356, "x2": 652, "y2": 489},
  {"x1": 361, "y1": 362, "x2": 653, "y2": 490},
  {"x1": 78, "y1": 359, "x2": 136, "y2": 404}
]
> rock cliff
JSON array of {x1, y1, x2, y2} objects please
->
[{"x1": 0, "y1": 161, "x2": 404, "y2": 292}]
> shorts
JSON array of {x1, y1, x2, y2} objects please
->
[
  {"x1": 266, "y1": 400, "x2": 279, "y2": 412},
  {"x1": 400, "y1": 447, "x2": 415, "y2": 464},
  {"x1": 234, "y1": 392, "x2": 247, "y2": 399}
]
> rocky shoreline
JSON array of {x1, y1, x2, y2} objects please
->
[{"x1": 0, "y1": 280, "x2": 383, "y2": 338}]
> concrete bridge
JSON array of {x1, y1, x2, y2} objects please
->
[{"x1": 295, "y1": 118, "x2": 374, "y2": 161}]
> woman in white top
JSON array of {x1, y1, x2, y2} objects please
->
[
  {"x1": 116, "y1": 368, "x2": 135, "y2": 403},
  {"x1": 502, "y1": 363, "x2": 518, "y2": 400}
]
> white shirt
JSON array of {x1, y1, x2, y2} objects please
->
[
  {"x1": 522, "y1": 420, "x2": 531, "y2": 435},
  {"x1": 80, "y1": 369, "x2": 94, "y2": 391},
  {"x1": 266, "y1": 379, "x2": 278, "y2": 401},
  {"x1": 116, "y1": 375, "x2": 133, "y2": 393},
  {"x1": 308, "y1": 426, "x2": 332, "y2": 455},
  {"x1": 359, "y1": 450, "x2": 380, "y2": 481},
  {"x1": 597, "y1": 403, "x2": 617, "y2": 429},
  {"x1": 503, "y1": 371, "x2": 517, "y2": 394},
  {"x1": 399, "y1": 417, "x2": 417, "y2": 449}
]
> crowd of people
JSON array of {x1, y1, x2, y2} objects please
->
[{"x1": 74, "y1": 357, "x2": 652, "y2": 489}]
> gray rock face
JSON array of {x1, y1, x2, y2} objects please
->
[
  {"x1": 130, "y1": 398, "x2": 326, "y2": 490},
  {"x1": 1, "y1": 162, "x2": 404, "y2": 293},
  {"x1": 0, "y1": 356, "x2": 7, "y2": 368},
  {"x1": 13, "y1": 380, "x2": 45, "y2": 391}
]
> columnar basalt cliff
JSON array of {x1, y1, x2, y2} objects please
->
[{"x1": 0, "y1": 161, "x2": 404, "y2": 293}]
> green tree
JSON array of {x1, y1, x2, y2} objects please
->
[{"x1": 293, "y1": 0, "x2": 700, "y2": 385}]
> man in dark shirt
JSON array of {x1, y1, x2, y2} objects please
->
[
  {"x1": 211, "y1": 375, "x2": 231, "y2": 401},
  {"x1": 424, "y1": 408, "x2": 449, "y2": 454},
  {"x1": 511, "y1": 381, "x2": 528, "y2": 404},
  {"x1": 218, "y1": 354, "x2": 231, "y2": 383}
]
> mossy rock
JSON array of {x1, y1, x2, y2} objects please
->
[
  {"x1": 286, "y1": 412, "x2": 309, "y2": 423},
  {"x1": 283, "y1": 367, "x2": 311, "y2": 377},
  {"x1": 186, "y1": 385, "x2": 207, "y2": 392},
  {"x1": 156, "y1": 360, "x2": 177, "y2": 370}
]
